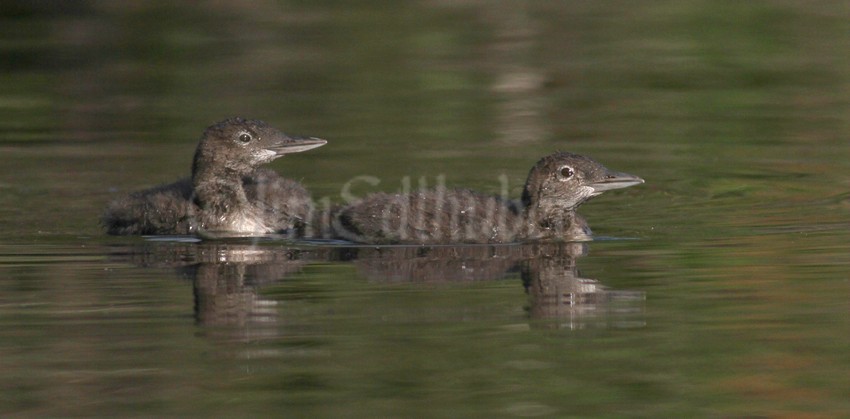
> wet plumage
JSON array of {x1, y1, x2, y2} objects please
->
[
  {"x1": 333, "y1": 152, "x2": 643, "y2": 244},
  {"x1": 103, "y1": 117, "x2": 326, "y2": 237}
]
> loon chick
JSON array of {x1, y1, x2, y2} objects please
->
[
  {"x1": 332, "y1": 152, "x2": 643, "y2": 244},
  {"x1": 103, "y1": 117, "x2": 327, "y2": 237}
]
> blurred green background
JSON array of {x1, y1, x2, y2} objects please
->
[{"x1": 1, "y1": 1, "x2": 849, "y2": 417}]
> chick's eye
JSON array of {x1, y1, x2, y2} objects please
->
[
  {"x1": 559, "y1": 166, "x2": 574, "y2": 179},
  {"x1": 238, "y1": 133, "x2": 252, "y2": 143}
]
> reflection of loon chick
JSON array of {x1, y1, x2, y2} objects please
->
[
  {"x1": 103, "y1": 117, "x2": 327, "y2": 236},
  {"x1": 333, "y1": 152, "x2": 643, "y2": 244}
]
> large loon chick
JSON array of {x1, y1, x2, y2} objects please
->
[
  {"x1": 332, "y1": 152, "x2": 643, "y2": 244},
  {"x1": 103, "y1": 117, "x2": 327, "y2": 237}
]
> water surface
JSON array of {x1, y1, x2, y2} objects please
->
[{"x1": 1, "y1": 2, "x2": 849, "y2": 417}]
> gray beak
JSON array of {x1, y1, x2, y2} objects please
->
[
  {"x1": 588, "y1": 170, "x2": 644, "y2": 194},
  {"x1": 265, "y1": 136, "x2": 327, "y2": 155}
]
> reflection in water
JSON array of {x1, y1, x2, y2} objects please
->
[
  {"x1": 345, "y1": 245, "x2": 520, "y2": 283},
  {"x1": 189, "y1": 247, "x2": 306, "y2": 343},
  {"x1": 348, "y1": 242, "x2": 644, "y2": 329},
  {"x1": 520, "y1": 243, "x2": 645, "y2": 329},
  {"x1": 110, "y1": 239, "x2": 645, "y2": 342},
  {"x1": 114, "y1": 242, "x2": 306, "y2": 342}
]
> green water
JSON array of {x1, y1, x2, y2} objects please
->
[{"x1": 2, "y1": 1, "x2": 850, "y2": 417}]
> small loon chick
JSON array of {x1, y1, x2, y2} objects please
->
[
  {"x1": 103, "y1": 117, "x2": 327, "y2": 237},
  {"x1": 333, "y1": 152, "x2": 643, "y2": 244}
]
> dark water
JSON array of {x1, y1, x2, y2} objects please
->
[{"x1": 2, "y1": 1, "x2": 850, "y2": 416}]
